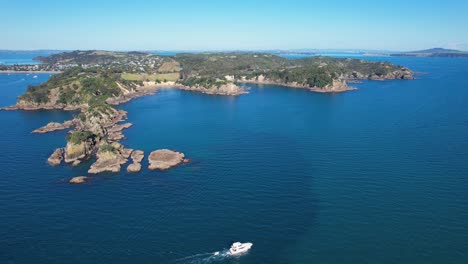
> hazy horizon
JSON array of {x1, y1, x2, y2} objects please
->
[{"x1": 1, "y1": 47, "x2": 467, "y2": 53}]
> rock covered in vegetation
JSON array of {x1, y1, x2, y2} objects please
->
[
  {"x1": 148, "y1": 149, "x2": 185, "y2": 170},
  {"x1": 64, "y1": 132, "x2": 96, "y2": 164},
  {"x1": 47, "y1": 148, "x2": 64, "y2": 166},
  {"x1": 69, "y1": 176, "x2": 90, "y2": 184}
]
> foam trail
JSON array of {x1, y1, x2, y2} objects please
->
[{"x1": 175, "y1": 250, "x2": 230, "y2": 264}]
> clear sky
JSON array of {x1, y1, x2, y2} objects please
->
[{"x1": 2, "y1": 0, "x2": 468, "y2": 51}]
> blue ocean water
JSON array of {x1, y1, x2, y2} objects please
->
[
  {"x1": 0, "y1": 51, "x2": 63, "y2": 65},
  {"x1": 0, "y1": 56, "x2": 468, "y2": 264}
]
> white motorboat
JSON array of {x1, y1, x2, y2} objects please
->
[{"x1": 229, "y1": 242, "x2": 253, "y2": 255}]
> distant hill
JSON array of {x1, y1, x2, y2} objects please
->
[
  {"x1": 392, "y1": 48, "x2": 468, "y2": 57},
  {"x1": 407, "y1": 48, "x2": 461, "y2": 53}
]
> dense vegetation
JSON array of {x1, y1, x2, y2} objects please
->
[
  {"x1": 99, "y1": 143, "x2": 117, "y2": 153},
  {"x1": 175, "y1": 53, "x2": 290, "y2": 79},
  {"x1": 19, "y1": 67, "x2": 127, "y2": 106},
  {"x1": 175, "y1": 53, "x2": 410, "y2": 88},
  {"x1": 67, "y1": 131, "x2": 95, "y2": 145}
]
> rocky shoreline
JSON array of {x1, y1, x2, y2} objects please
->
[
  {"x1": 238, "y1": 72, "x2": 413, "y2": 93},
  {"x1": 240, "y1": 78, "x2": 356, "y2": 93}
]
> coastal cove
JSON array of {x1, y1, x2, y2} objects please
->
[
  {"x1": 0, "y1": 51, "x2": 416, "y2": 177},
  {"x1": 1, "y1": 55, "x2": 468, "y2": 264}
]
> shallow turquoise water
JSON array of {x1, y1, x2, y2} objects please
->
[{"x1": 0, "y1": 56, "x2": 467, "y2": 263}]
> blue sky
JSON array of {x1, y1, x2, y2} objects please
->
[{"x1": 2, "y1": 0, "x2": 468, "y2": 51}]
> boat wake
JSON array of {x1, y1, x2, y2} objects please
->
[{"x1": 174, "y1": 250, "x2": 231, "y2": 264}]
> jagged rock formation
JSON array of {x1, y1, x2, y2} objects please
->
[
  {"x1": 48, "y1": 148, "x2": 64, "y2": 166},
  {"x1": 148, "y1": 149, "x2": 185, "y2": 170},
  {"x1": 127, "y1": 150, "x2": 144, "y2": 173},
  {"x1": 107, "y1": 123, "x2": 132, "y2": 141},
  {"x1": 88, "y1": 144, "x2": 130, "y2": 174},
  {"x1": 33, "y1": 120, "x2": 76, "y2": 133},
  {"x1": 64, "y1": 139, "x2": 96, "y2": 165}
]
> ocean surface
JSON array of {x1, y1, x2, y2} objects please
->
[
  {"x1": 1, "y1": 56, "x2": 468, "y2": 264},
  {"x1": 0, "y1": 51, "x2": 64, "y2": 65}
]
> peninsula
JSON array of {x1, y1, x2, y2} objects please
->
[{"x1": 1, "y1": 50, "x2": 414, "y2": 178}]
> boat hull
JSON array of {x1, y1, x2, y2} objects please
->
[{"x1": 229, "y1": 242, "x2": 253, "y2": 255}]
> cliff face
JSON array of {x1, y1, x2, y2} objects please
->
[
  {"x1": 315, "y1": 79, "x2": 356, "y2": 93},
  {"x1": 179, "y1": 83, "x2": 246, "y2": 95},
  {"x1": 239, "y1": 75, "x2": 356, "y2": 93},
  {"x1": 64, "y1": 139, "x2": 96, "y2": 165}
]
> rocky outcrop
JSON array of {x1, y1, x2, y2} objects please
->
[
  {"x1": 48, "y1": 148, "x2": 64, "y2": 166},
  {"x1": 131, "y1": 150, "x2": 145, "y2": 163},
  {"x1": 127, "y1": 150, "x2": 144, "y2": 173},
  {"x1": 88, "y1": 148, "x2": 128, "y2": 174},
  {"x1": 127, "y1": 163, "x2": 142, "y2": 173},
  {"x1": 148, "y1": 149, "x2": 185, "y2": 170},
  {"x1": 64, "y1": 139, "x2": 96, "y2": 165},
  {"x1": 74, "y1": 109, "x2": 128, "y2": 138},
  {"x1": 87, "y1": 143, "x2": 133, "y2": 174},
  {"x1": 310, "y1": 79, "x2": 357, "y2": 93},
  {"x1": 107, "y1": 123, "x2": 132, "y2": 141},
  {"x1": 179, "y1": 83, "x2": 247, "y2": 96},
  {"x1": 33, "y1": 120, "x2": 76, "y2": 133},
  {"x1": 69, "y1": 176, "x2": 90, "y2": 184},
  {"x1": 120, "y1": 147, "x2": 134, "y2": 159}
]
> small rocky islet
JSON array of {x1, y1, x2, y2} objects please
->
[
  {"x1": 69, "y1": 176, "x2": 90, "y2": 184},
  {"x1": 0, "y1": 51, "x2": 414, "y2": 183}
]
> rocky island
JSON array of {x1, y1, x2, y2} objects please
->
[{"x1": 0, "y1": 50, "x2": 414, "y2": 178}]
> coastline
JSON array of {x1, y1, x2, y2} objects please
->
[{"x1": 239, "y1": 79, "x2": 357, "y2": 93}]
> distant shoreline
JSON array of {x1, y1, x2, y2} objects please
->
[{"x1": 0, "y1": 70, "x2": 61, "y2": 74}]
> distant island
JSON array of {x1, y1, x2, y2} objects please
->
[
  {"x1": 391, "y1": 48, "x2": 468, "y2": 57},
  {"x1": 0, "y1": 50, "x2": 414, "y2": 179}
]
